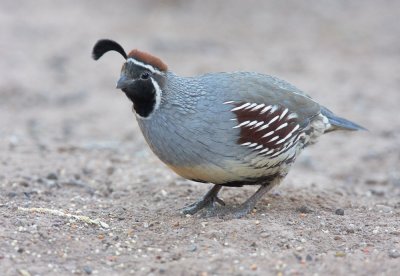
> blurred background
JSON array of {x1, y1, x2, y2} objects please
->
[{"x1": 1, "y1": 0, "x2": 399, "y2": 275}]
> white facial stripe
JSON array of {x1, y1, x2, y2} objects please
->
[
  {"x1": 150, "y1": 77, "x2": 162, "y2": 113},
  {"x1": 127, "y1": 58, "x2": 163, "y2": 75}
]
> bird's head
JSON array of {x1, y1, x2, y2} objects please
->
[{"x1": 92, "y1": 39, "x2": 168, "y2": 118}]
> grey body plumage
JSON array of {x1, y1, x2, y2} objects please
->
[{"x1": 92, "y1": 39, "x2": 364, "y2": 218}]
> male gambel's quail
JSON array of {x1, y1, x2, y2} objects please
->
[{"x1": 92, "y1": 39, "x2": 364, "y2": 218}]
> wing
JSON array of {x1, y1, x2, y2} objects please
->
[{"x1": 220, "y1": 73, "x2": 322, "y2": 158}]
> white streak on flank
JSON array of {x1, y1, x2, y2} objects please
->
[
  {"x1": 266, "y1": 149, "x2": 275, "y2": 155},
  {"x1": 271, "y1": 148, "x2": 284, "y2": 157},
  {"x1": 255, "y1": 145, "x2": 263, "y2": 150},
  {"x1": 256, "y1": 124, "x2": 269, "y2": 132},
  {"x1": 230, "y1": 118, "x2": 237, "y2": 121},
  {"x1": 233, "y1": 120, "x2": 250, "y2": 128},
  {"x1": 280, "y1": 124, "x2": 300, "y2": 141},
  {"x1": 248, "y1": 143, "x2": 258, "y2": 148},
  {"x1": 262, "y1": 131, "x2": 274, "y2": 138},
  {"x1": 241, "y1": 142, "x2": 251, "y2": 146},
  {"x1": 287, "y1": 113, "x2": 298, "y2": 120},
  {"x1": 223, "y1": 100, "x2": 235, "y2": 104},
  {"x1": 282, "y1": 132, "x2": 293, "y2": 141},
  {"x1": 276, "y1": 122, "x2": 288, "y2": 131},
  {"x1": 269, "y1": 136, "x2": 280, "y2": 143},
  {"x1": 268, "y1": 115, "x2": 279, "y2": 125},
  {"x1": 260, "y1": 105, "x2": 272, "y2": 114},
  {"x1": 275, "y1": 137, "x2": 287, "y2": 145},
  {"x1": 245, "y1": 103, "x2": 257, "y2": 110},
  {"x1": 251, "y1": 103, "x2": 265, "y2": 111},
  {"x1": 259, "y1": 148, "x2": 269, "y2": 154},
  {"x1": 270, "y1": 105, "x2": 278, "y2": 114},
  {"x1": 279, "y1": 108, "x2": 289, "y2": 120},
  {"x1": 231, "y1": 103, "x2": 250, "y2": 111},
  {"x1": 127, "y1": 58, "x2": 163, "y2": 75},
  {"x1": 289, "y1": 124, "x2": 300, "y2": 134},
  {"x1": 253, "y1": 121, "x2": 264, "y2": 128},
  {"x1": 246, "y1": 120, "x2": 258, "y2": 127}
]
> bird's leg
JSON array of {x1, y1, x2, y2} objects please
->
[
  {"x1": 181, "y1": 185, "x2": 224, "y2": 215},
  {"x1": 226, "y1": 177, "x2": 283, "y2": 219}
]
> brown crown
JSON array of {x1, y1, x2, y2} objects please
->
[{"x1": 127, "y1": 49, "x2": 168, "y2": 72}]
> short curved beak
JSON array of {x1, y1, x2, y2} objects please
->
[{"x1": 116, "y1": 75, "x2": 130, "y2": 90}]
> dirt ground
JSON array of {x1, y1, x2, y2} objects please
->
[{"x1": 1, "y1": 0, "x2": 400, "y2": 275}]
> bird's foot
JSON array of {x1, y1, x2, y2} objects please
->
[
  {"x1": 180, "y1": 185, "x2": 224, "y2": 216},
  {"x1": 181, "y1": 194, "x2": 225, "y2": 216}
]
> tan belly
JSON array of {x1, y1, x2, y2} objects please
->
[
  {"x1": 166, "y1": 163, "x2": 235, "y2": 184},
  {"x1": 166, "y1": 160, "x2": 273, "y2": 184}
]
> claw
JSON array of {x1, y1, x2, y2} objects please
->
[{"x1": 180, "y1": 185, "x2": 223, "y2": 215}]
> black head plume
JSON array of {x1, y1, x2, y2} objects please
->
[{"x1": 92, "y1": 39, "x2": 127, "y2": 60}]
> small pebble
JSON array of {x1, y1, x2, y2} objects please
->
[
  {"x1": 260, "y1": 232, "x2": 270, "y2": 238},
  {"x1": 46, "y1": 173, "x2": 58, "y2": 180},
  {"x1": 188, "y1": 244, "x2": 197, "y2": 252},
  {"x1": 106, "y1": 166, "x2": 115, "y2": 175},
  {"x1": 346, "y1": 224, "x2": 355, "y2": 234},
  {"x1": 388, "y1": 249, "x2": 400, "y2": 258},
  {"x1": 17, "y1": 269, "x2": 31, "y2": 276},
  {"x1": 83, "y1": 266, "x2": 92, "y2": 275},
  {"x1": 335, "y1": 251, "x2": 346, "y2": 257},
  {"x1": 335, "y1": 209, "x2": 344, "y2": 216},
  {"x1": 296, "y1": 205, "x2": 313, "y2": 214},
  {"x1": 306, "y1": 254, "x2": 313, "y2": 261}
]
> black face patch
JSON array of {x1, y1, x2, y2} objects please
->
[
  {"x1": 122, "y1": 78, "x2": 156, "y2": 118},
  {"x1": 118, "y1": 61, "x2": 165, "y2": 118}
]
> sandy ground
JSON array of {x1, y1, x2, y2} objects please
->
[{"x1": 1, "y1": 0, "x2": 400, "y2": 275}]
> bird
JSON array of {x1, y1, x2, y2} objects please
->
[{"x1": 92, "y1": 39, "x2": 365, "y2": 218}]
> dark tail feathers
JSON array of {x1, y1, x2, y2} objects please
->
[{"x1": 321, "y1": 107, "x2": 367, "y2": 131}]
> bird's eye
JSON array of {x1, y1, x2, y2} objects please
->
[{"x1": 140, "y1": 72, "x2": 150, "y2": 80}]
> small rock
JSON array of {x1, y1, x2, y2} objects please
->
[
  {"x1": 296, "y1": 205, "x2": 313, "y2": 214},
  {"x1": 7, "y1": 192, "x2": 17, "y2": 198},
  {"x1": 306, "y1": 254, "x2": 313, "y2": 261},
  {"x1": 171, "y1": 253, "x2": 181, "y2": 261},
  {"x1": 83, "y1": 266, "x2": 92, "y2": 275},
  {"x1": 106, "y1": 166, "x2": 115, "y2": 175},
  {"x1": 346, "y1": 224, "x2": 355, "y2": 234},
  {"x1": 370, "y1": 189, "x2": 385, "y2": 196},
  {"x1": 19, "y1": 181, "x2": 29, "y2": 187},
  {"x1": 250, "y1": 264, "x2": 257, "y2": 271},
  {"x1": 293, "y1": 253, "x2": 302, "y2": 261},
  {"x1": 388, "y1": 249, "x2": 400, "y2": 258},
  {"x1": 46, "y1": 173, "x2": 58, "y2": 180},
  {"x1": 260, "y1": 231, "x2": 270, "y2": 238},
  {"x1": 335, "y1": 251, "x2": 346, "y2": 257},
  {"x1": 17, "y1": 269, "x2": 31, "y2": 276},
  {"x1": 188, "y1": 244, "x2": 197, "y2": 252},
  {"x1": 335, "y1": 209, "x2": 345, "y2": 216},
  {"x1": 160, "y1": 189, "x2": 168, "y2": 197}
]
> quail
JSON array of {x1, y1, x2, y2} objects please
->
[{"x1": 92, "y1": 39, "x2": 365, "y2": 218}]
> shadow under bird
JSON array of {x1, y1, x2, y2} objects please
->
[{"x1": 92, "y1": 39, "x2": 365, "y2": 218}]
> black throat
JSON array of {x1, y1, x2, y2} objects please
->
[{"x1": 124, "y1": 80, "x2": 156, "y2": 118}]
